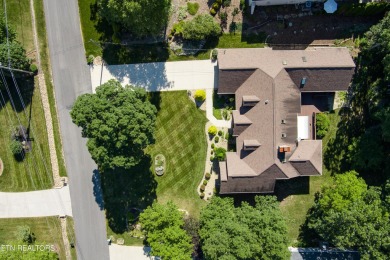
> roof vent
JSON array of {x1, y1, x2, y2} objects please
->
[
  {"x1": 302, "y1": 56, "x2": 307, "y2": 62},
  {"x1": 265, "y1": 99, "x2": 269, "y2": 104},
  {"x1": 282, "y1": 60, "x2": 287, "y2": 65},
  {"x1": 282, "y1": 133, "x2": 287, "y2": 138},
  {"x1": 281, "y1": 119, "x2": 286, "y2": 124}
]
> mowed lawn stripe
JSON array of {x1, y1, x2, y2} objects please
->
[{"x1": 147, "y1": 91, "x2": 207, "y2": 216}]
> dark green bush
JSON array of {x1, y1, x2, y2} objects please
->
[
  {"x1": 240, "y1": 0, "x2": 245, "y2": 10},
  {"x1": 232, "y1": 7, "x2": 239, "y2": 16},
  {"x1": 214, "y1": 147, "x2": 226, "y2": 161},
  {"x1": 182, "y1": 14, "x2": 221, "y2": 40},
  {"x1": 214, "y1": 136, "x2": 219, "y2": 143},
  {"x1": 200, "y1": 192, "x2": 205, "y2": 198},
  {"x1": 223, "y1": 0, "x2": 231, "y2": 7},
  {"x1": 210, "y1": 156, "x2": 214, "y2": 161},
  {"x1": 87, "y1": 55, "x2": 94, "y2": 64},
  {"x1": 211, "y1": 143, "x2": 215, "y2": 149},
  {"x1": 219, "y1": 11, "x2": 228, "y2": 23},
  {"x1": 205, "y1": 173, "x2": 211, "y2": 179},
  {"x1": 210, "y1": 8, "x2": 217, "y2": 16},
  {"x1": 316, "y1": 113, "x2": 330, "y2": 139},
  {"x1": 203, "y1": 180, "x2": 208, "y2": 185},
  {"x1": 200, "y1": 185, "x2": 206, "y2": 192},
  {"x1": 212, "y1": 49, "x2": 218, "y2": 60},
  {"x1": 216, "y1": 0, "x2": 223, "y2": 4},
  {"x1": 211, "y1": 150, "x2": 214, "y2": 154},
  {"x1": 225, "y1": 132, "x2": 229, "y2": 140},
  {"x1": 187, "y1": 2, "x2": 199, "y2": 15},
  {"x1": 30, "y1": 64, "x2": 38, "y2": 74},
  {"x1": 218, "y1": 130, "x2": 223, "y2": 136},
  {"x1": 10, "y1": 140, "x2": 23, "y2": 155}
]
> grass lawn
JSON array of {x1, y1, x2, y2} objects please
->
[
  {"x1": 34, "y1": 0, "x2": 67, "y2": 177},
  {"x1": 66, "y1": 217, "x2": 77, "y2": 260},
  {"x1": 279, "y1": 110, "x2": 341, "y2": 246},
  {"x1": 147, "y1": 91, "x2": 208, "y2": 216},
  {"x1": 0, "y1": 217, "x2": 67, "y2": 259}
]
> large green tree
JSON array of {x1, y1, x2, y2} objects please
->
[
  {"x1": 307, "y1": 171, "x2": 390, "y2": 259},
  {"x1": 199, "y1": 196, "x2": 289, "y2": 260},
  {"x1": 98, "y1": 0, "x2": 171, "y2": 37},
  {"x1": 0, "y1": 42, "x2": 30, "y2": 71},
  {"x1": 139, "y1": 201, "x2": 193, "y2": 260},
  {"x1": 70, "y1": 80, "x2": 157, "y2": 170}
]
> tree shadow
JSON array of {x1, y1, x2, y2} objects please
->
[
  {"x1": 101, "y1": 155, "x2": 157, "y2": 234},
  {"x1": 148, "y1": 91, "x2": 161, "y2": 111},
  {"x1": 92, "y1": 170, "x2": 104, "y2": 210},
  {"x1": 0, "y1": 72, "x2": 34, "y2": 113}
]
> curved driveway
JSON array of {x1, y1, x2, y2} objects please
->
[
  {"x1": 0, "y1": 187, "x2": 72, "y2": 218},
  {"x1": 43, "y1": 0, "x2": 109, "y2": 259}
]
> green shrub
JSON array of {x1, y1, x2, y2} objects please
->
[
  {"x1": 218, "y1": 130, "x2": 223, "y2": 136},
  {"x1": 212, "y1": 49, "x2": 218, "y2": 60},
  {"x1": 200, "y1": 185, "x2": 206, "y2": 192},
  {"x1": 219, "y1": 11, "x2": 228, "y2": 23},
  {"x1": 316, "y1": 113, "x2": 330, "y2": 139},
  {"x1": 211, "y1": 143, "x2": 215, "y2": 149},
  {"x1": 223, "y1": 0, "x2": 231, "y2": 7},
  {"x1": 210, "y1": 8, "x2": 217, "y2": 16},
  {"x1": 208, "y1": 125, "x2": 218, "y2": 136},
  {"x1": 240, "y1": 0, "x2": 245, "y2": 10},
  {"x1": 30, "y1": 64, "x2": 38, "y2": 74},
  {"x1": 171, "y1": 21, "x2": 185, "y2": 36},
  {"x1": 200, "y1": 192, "x2": 205, "y2": 198},
  {"x1": 194, "y1": 90, "x2": 206, "y2": 102},
  {"x1": 17, "y1": 225, "x2": 36, "y2": 244},
  {"x1": 210, "y1": 156, "x2": 214, "y2": 161},
  {"x1": 203, "y1": 180, "x2": 208, "y2": 185},
  {"x1": 216, "y1": 0, "x2": 223, "y2": 4},
  {"x1": 214, "y1": 147, "x2": 227, "y2": 161},
  {"x1": 225, "y1": 132, "x2": 229, "y2": 140},
  {"x1": 10, "y1": 140, "x2": 23, "y2": 155},
  {"x1": 232, "y1": 7, "x2": 240, "y2": 16},
  {"x1": 211, "y1": 150, "x2": 214, "y2": 154},
  {"x1": 214, "y1": 136, "x2": 219, "y2": 143},
  {"x1": 178, "y1": 6, "x2": 188, "y2": 21},
  {"x1": 187, "y1": 2, "x2": 199, "y2": 15},
  {"x1": 212, "y1": 3, "x2": 220, "y2": 9},
  {"x1": 183, "y1": 14, "x2": 221, "y2": 40},
  {"x1": 205, "y1": 173, "x2": 211, "y2": 179},
  {"x1": 87, "y1": 55, "x2": 94, "y2": 64}
]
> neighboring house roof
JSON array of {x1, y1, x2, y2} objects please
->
[{"x1": 219, "y1": 47, "x2": 354, "y2": 194}]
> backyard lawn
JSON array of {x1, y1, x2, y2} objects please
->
[
  {"x1": 0, "y1": 217, "x2": 67, "y2": 259},
  {"x1": 279, "y1": 110, "x2": 341, "y2": 245}
]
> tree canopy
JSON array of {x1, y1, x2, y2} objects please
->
[
  {"x1": 70, "y1": 80, "x2": 157, "y2": 170},
  {"x1": 307, "y1": 171, "x2": 390, "y2": 259},
  {"x1": 98, "y1": 0, "x2": 171, "y2": 37},
  {"x1": 182, "y1": 14, "x2": 221, "y2": 40},
  {"x1": 139, "y1": 201, "x2": 193, "y2": 260},
  {"x1": 199, "y1": 196, "x2": 289, "y2": 260},
  {"x1": 0, "y1": 16, "x2": 30, "y2": 71}
]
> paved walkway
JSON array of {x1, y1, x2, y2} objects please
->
[
  {"x1": 0, "y1": 187, "x2": 72, "y2": 218},
  {"x1": 109, "y1": 245, "x2": 155, "y2": 260},
  {"x1": 90, "y1": 60, "x2": 218, "y2": 93}
]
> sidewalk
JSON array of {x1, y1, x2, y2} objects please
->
[
  {"x1": 0, "y1": 186, "x2": 72, "y2": 218},
  {"x1": 109, "y1": 245, "x2": 155, "y2": 260}
]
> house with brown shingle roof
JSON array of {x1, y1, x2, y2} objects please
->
[{"x1": 218, "y1": 47, "x2": 355, "y2": 194}]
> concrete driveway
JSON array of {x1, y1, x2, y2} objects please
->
[
  {"x1": 0, "y1": 187, "x2": 72, "y2": 218},
  {"x1": 109, "y1": 245, "x2": 155, "y2": 260},
  {"x1": 90, "y1": 60, "x2": 218, "y2": 93}
]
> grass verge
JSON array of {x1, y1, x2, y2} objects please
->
[
  {"x1": 34, "y1": 0, "x2": 67, "y2": 177},
  {"x1": 66, "y1": 217, "x2": 77, "y2": 260},
  {"x1": 0, "y1": 0, "x2": 54, "y2": 191},
  {"x1": 0, "y1": 217, "x2": 67, "y2": 259},
  {"x1": 279, "y1": 109, "x2": 340, "y2": 245}
]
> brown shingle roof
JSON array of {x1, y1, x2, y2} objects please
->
[
  {"x1": 218, "y1": 48, "x2": 352, "y2": 193},
  {"x1": 218, "y1": 69, "x2": 256, "y2": 94},
  {"x1": 286, "y1": 68, "x2": 355, "y2": 92}
]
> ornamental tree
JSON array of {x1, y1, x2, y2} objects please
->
[
  {"x1": 139, "y1": 201, "x2": 193, "y2": 260},
  {"x1": 70, "y1": 80, "x2": 157, "y2": 170},
  {"x1": 182, "y1": 14, "x2": 221, "y2": 40}
]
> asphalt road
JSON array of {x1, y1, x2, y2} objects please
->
[{"x1": 42, "y1": 0, "x2": 109, "y2": 259}]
